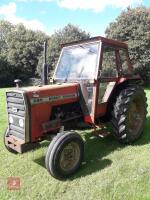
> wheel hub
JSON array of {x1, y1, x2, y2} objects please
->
[
  {"x1": 127, "y1": 96, "x2": 145, "y2": 135},
  {"x1": 59, "y1": 142, "x2": 80, "y2": 171}
]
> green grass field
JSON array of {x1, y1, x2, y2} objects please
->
[{"x1": 0, "y1": 88, "x2": 150, "y2": 200}]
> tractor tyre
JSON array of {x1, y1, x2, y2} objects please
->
[
  {"x1": 4, "y1": 128, "x2": 17, "y2": 154},
  {"x1": 45, "y1": 132, "x2": 65, "y2": 169},
  {"x1": 111, "y1": 85, "x2": 147, "y2": 144},
  {"x1": 45, "y1": 132, "x2": 84, "y2": 180}
]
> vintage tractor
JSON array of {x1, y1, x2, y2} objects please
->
[{"x1": 4, "y1": 36, "x2": 147, "y2": 180}]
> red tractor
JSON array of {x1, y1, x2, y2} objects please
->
[{"x1": 4, "y1": 36, "x2": 147, "y2": 180}]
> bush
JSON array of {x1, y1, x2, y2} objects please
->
[
  {"x1": 0, "y1": 57, "x2": 14, "y2": 87},
  {"x1": 134, "y1": 64, "x2": 150, "y2": 86},
  {"x1": 25, "y1": 77, "x2": 42, "y2": 86}
]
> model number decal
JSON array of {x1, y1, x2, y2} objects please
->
[{"x1": 30, "y1": 93, "x2": 78, "y2": 105}]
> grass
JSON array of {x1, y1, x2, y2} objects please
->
[{"x1": 0, "y1": 88, "x2": 150, "y2": 200}]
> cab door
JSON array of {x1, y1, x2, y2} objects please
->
[
  {"x1": 79, "y1": 41, "x2": 101, "y2": 124},
  {"x1": 95, "y1": 44, "x2": 121, "y2": 118}
]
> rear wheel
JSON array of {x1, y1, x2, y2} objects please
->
[
  {"x1": 111, "y1": 85, "x2": 147, "y2": 144},
  {"x1": 45, "y1": 132, "x2": 84, "y2": 180}
]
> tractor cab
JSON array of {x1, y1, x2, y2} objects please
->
[{"x1": 53, "y1": 36, "x2": 132, "y2": 123}]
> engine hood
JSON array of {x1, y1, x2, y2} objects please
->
[
  {"x1": 21, "y1": 82, "x2": 79, "y2": 93},
  {"x1": 20, "y1": 82, "x2": 80, "y2": 105}
]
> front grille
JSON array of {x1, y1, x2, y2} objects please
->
[{"x1": 7, "y1": 91, "x2": 25, "y2": 140}]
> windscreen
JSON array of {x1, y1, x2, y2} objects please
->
[{"x1": 54, "y1": 42, "x2": 100, "y2": 81}]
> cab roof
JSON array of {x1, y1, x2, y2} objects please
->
[{"x1": 61, "y1": 36, "x2": 128, "y2": 49}]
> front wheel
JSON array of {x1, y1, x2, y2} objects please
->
[{"x1": 45, "y1": 132, "x2": 84, "y2": 180}]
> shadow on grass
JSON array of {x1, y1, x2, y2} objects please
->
[
  {"x1": 34, "y1": 155, "x2": 45, "y2": 167},
  {"x1": 71, "y1": 133, "x2": 121, "y2": 179},
  {"x1": 33, "y1": 116, "x2": 150, "y2": 179},
  {"x1": 33, "y1": 128, "x2": 122, "y2": 178}
]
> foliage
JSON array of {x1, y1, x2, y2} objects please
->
[
  {"x1": 0, "y1": 20, "x2": 48, "y2": 86},
  {"x1": 0, "y1": 55, "x2": 14, "y2": 87},
  {"x1": 37, "y1": 24, "x2": 90, "y2": 77},
  {"x1": 25, "y1": 77, "x2": 42, "y2": 86},
  {"x1": 105, "y1": 6, "x2": 150, "y2": 86}
]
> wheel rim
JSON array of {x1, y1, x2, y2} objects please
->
[
  {"x1": 127, "y1": 95, "x2": 145, "y2": 136},
  {"x1": 59, "y1": 142, "x2": 80, "y2": 172}
]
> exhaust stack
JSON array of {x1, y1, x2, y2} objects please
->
[{"x1": 42, "y1": 40, "x2": 48, "y2": 85}]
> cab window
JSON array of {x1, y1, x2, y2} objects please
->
[
  {"x1": 119, "y1": 49, "x2": 129, "y2": 75},
  {"x1": 101, "y1": 46, "x2": 118, "y2": 78}
]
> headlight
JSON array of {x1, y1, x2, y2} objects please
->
[
  {"x1": 19, "y1": 118, "x2": 24, "y2": 128},
  {"x1": 9, "y1": 116, "x2": 13, "y2": 124}
]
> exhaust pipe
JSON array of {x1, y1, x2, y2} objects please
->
[{"x1": 42, "y1": 40, "x2": 48, "y2": 85}]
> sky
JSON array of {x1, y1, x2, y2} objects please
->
[{"x1": 0, "y1": 0, "x2": 149, "y2": 37}]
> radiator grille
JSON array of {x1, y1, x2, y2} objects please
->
[{"x1": 7, "y1": 91, "x2": 25, "y2": 140}]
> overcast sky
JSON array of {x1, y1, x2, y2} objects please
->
[{"x1": 0, "y1": 0, "x2": 149, "y2": 36}]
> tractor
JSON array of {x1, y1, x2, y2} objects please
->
[{"x1": 4, "y1": 36, "x2": 147, "y2": 180}]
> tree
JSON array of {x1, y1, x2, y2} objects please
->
[
  {"x1": 105, "y1": 6, "x2": 150, "y2": 86},
  {"x1": 37, "y1": 24, "x2": 90, "y2": 77},
  {"x1": 6, "y1": 24, "x2": 48, "y2": 80},
  {"x1": 0, "y1": 20, "x2": 48, "y2": 86},
  {"x1": 0, "y1": 55, "x2": 14, "y2": 87},
  {"x1": 0, "y1": 20, "x2": 14, "y2": 54},
  {"x1": 0, "y1": 21, "x2": 15, "y2": 86}
]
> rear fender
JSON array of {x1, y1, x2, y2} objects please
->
[{"x1": 99, "y1": 77, "x2": 141, "y2": 122}]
